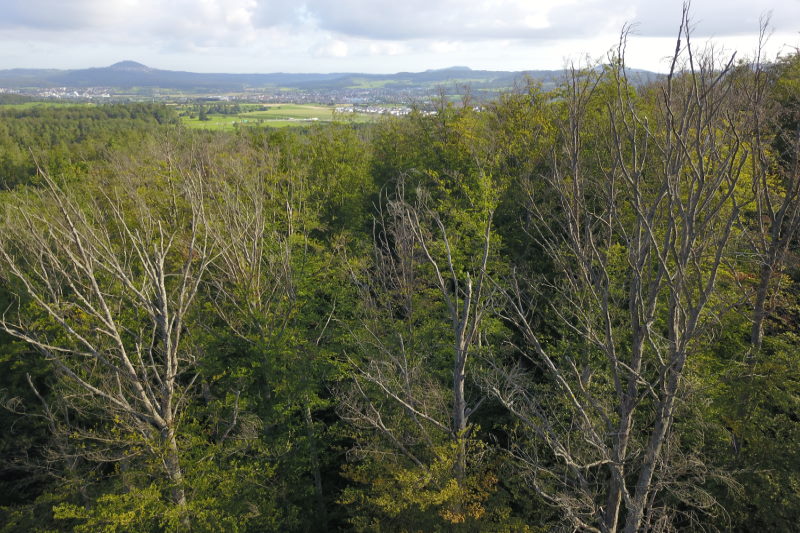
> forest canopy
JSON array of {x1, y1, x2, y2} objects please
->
[{"x1": 1, "y1": 13, "x2": 800, "y2": 533}]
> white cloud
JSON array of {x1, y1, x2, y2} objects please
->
[
  {"x1": 0, "y1": 0, "x2": 111, "y2": 30},
  {"x1": 0, "y1": 0, "x2": 797, "y2": 73},
  {"x1": 313, "y1": 39, "x2": 350, "y2": 58},
  {"x1": 253, "y1": 0, "x2": 590, "y2": 40},
  {"x1": 429, "y1": 41, "x2": 462, "y2": 54}
]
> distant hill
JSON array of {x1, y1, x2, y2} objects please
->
[{"x1": 0, "y1": 62, "x2": 661, "y2": 93}]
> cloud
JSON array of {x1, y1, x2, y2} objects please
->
[
  {"x1": 2, "y1": 0, "x2": 797, "y2": 47},
  {"x1": 312, "y1": 38, "x2": 349, "y2": 58},
  {"x1": 627, "y1": 1, "x2": 794, "y2": 37},
  {"x1": 0, "y1": 0, "x2": 112, "y2": 30},
  {"x1": 250, "y1": 0, "x2": 798, "y2": 41},
  {"x1": 253, "y1": 0, "x2": 594, "y2": 40},
  {"x1": 0, "y1": 0, "x2": 797, "y2": 73},
  {"x1": 139, "y1": 0, "x2": 259, "y2": 49},
  {"x1": 0, "y1": 0, "x2": 261, "y2": 47}
]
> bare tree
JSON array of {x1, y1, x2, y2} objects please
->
[
  {"x1": 740, "y1": 19, "x2": 800, "y2": 355},
  {"x1": 0, "y1": 160, "x2": 212, "y2": 514},
  {"x1": 489, "y1": 8, "x2": 762, "y2": 531},
  {"x1": 339, "y1": 180, "x2": 496, "y2": 516}
]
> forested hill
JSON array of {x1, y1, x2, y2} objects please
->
[
  {"x1": 1, "y1": 34, "x2": 800, "y2": 533},
  {"x1": 0, "y1": 60, "x2": 660, "y2": 91}
]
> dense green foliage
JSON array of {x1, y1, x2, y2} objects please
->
[
  {"x1": 1, "y1": 46, "x2": 800, "y2": 532},
  {"x1": 0, "y1": 103, "x2": 178, "y2": 188}
]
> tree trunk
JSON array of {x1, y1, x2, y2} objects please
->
[
  {"x1": 604, "y1": 399, "x2": 634, "y2": 532},
  {"x1": 750, "y1": 262, "x2": 773, "y2": 356},
  {"x1": 162, "y1": 425, "x2": 188, "y2": 509},
  {"x1": 623, "y1": 350, "x2": 685, "y2": 533},
  {"x1": 304, "y1": 401, "x2": 328, "y2": 532},
  {"x1": 453, "y1": 342, "x2": 468, "y2": 483}
]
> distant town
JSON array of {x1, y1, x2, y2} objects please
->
[
  {"x1": 0, "y1": 60, "x2": 636, "y2": 107},
  {"x1": 0, "y1": 85, "x2": 448, "y2": 106}
]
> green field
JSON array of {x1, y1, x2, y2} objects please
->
[
  {"x1": 181, "y1": 103, "x2": 373, "y2": 130},
  {"x1": 346, "y1": 78, "x2": 394, "y2": 89}
]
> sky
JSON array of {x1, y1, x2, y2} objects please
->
[{"x1": 0, "y1": 0, "x2": 798, "y2": 74}]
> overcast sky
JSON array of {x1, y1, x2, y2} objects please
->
[{"x1": 0, "y1": 0, "x2": 798, "y2": 74}]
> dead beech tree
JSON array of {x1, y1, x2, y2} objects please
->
[
  {"x1": 740, "y1": 25, "x2": 800, "y2": 355},
  {"x1": 0, "y1": 167, "x2": 211, "y2": 512},
  {"x1": 340, "y1": 182, "x2": 495, "y2": 497},
  {"x1": 490, "y1": 11, "x2": 760, "y2": 532}
]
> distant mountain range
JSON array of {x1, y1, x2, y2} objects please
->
[{"x1": 0, "y1": 61, "x2": 660, "y2": 92}]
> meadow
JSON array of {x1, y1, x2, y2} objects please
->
[{"x1": 180, "y1": 103, "x2": 373, "y2": 129}]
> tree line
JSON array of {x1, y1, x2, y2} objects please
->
[{"x1": 1, "y1": 16, "x2": 800, "y2": 532}]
